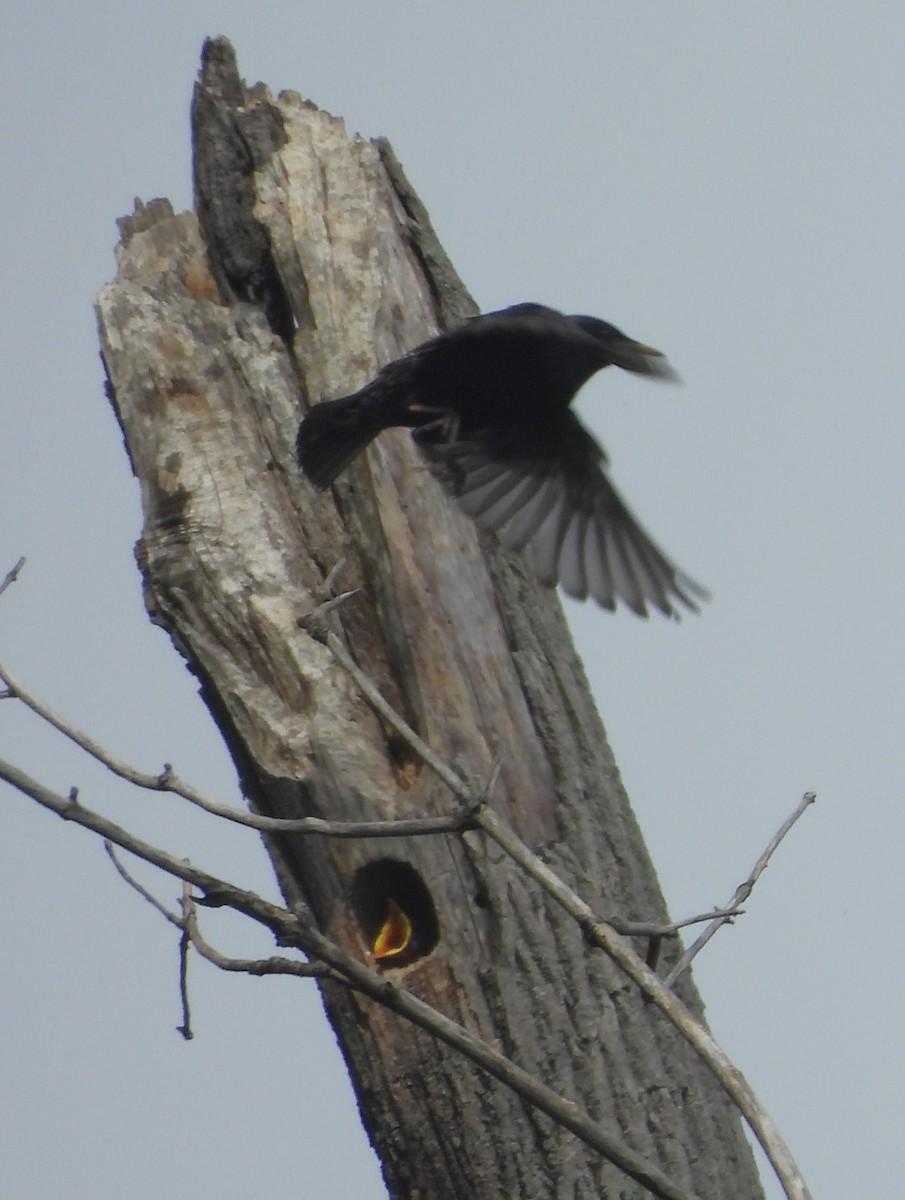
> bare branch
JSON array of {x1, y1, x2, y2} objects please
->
[
  {"x1": 321, "y1": 556, "x2": 349, "y2": 596},
  {"x1": 104, "y1": 839, "x2": 182, "y2": 927},
  {"x1": 1, "y1": 614, "x2": 813, "y2": 1198},
  {"x1": 180, "y1": 888, "x2": 332, "y2": 981},
  {"x1": 318, "y1": 636, "x2": 815, "y2": 1200},
  {"x1": 607, "y1": 904, "x2": 745, "y2": 940},
  {"x1": 178, "y1": 880, "x2": 193, "y2": 1040},
  {"x1": 296, "y1": 586, "x2": 362, "y2": 632},
  {"x1": 2, "y1": 756, "x2": 708, "y2": 1200},
  {"x1": 0, "y1": 658, "x2": 761, "y2": 938},
  {"x1": 5, "y1": 648, "x2": 742, "y2": 944},
  {"x1": 474, "y1": 813, "x2": 811, "y2": 1200},
  {"x1": 5, "y1": 653, "x2": 751, "y2": 957},
  {"x1": 663, "y1": 793, "x2": 817, "y2": 988},
  {"x1": 105, "y1": 836, "x2": 333, "y2": 981},
  {"x1": 0, "y1": 657, "x2": 469, "y2": 838},
  {"x1": 0, "y1": 654, "x2": 184, "y2": 785},
  {"x1": 0, "y1": 557, "x2": 26, "y2": 599},
  {"x1": 311, "y1": 628, "x2": 474, "y2": 801}
]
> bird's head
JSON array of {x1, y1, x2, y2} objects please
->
[{"x1": 571, "y1": 315, "x2": 681, "y2": 383}]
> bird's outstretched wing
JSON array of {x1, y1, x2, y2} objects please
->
[{"x1": 417, "y1": 417, "x2": 708, "y2": 619}]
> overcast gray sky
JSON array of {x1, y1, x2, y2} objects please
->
[{"x1": 3, "y1": 4, "x2": 902, "y2": 1198}]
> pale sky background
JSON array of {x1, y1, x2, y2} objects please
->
[{"x1": 2, "y1": 4, "x2": 902, "y2": 1198}]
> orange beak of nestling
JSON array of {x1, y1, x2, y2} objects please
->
[{"x1": 371, "y1": 898, "x2": 414, "y2": 964}]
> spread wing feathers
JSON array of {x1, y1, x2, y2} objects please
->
[{"x1": 421, "y1": 424, "x2": 707, "y2": 619}]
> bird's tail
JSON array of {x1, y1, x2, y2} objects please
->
[{"x1": 296, "y1": 393, "x2": 388, "y2": 489}]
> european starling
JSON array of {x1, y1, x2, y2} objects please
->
[{"x1": 297, "y1": 302, "x2": 707, "y2": 618}]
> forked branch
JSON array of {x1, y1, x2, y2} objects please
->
[{"x1": 1, "y1": 755, "x2": 705, "y2": 1200}]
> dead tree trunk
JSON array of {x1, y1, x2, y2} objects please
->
[{"x1": 96, "y1": 38, "x2": 765, "y2": 1200}]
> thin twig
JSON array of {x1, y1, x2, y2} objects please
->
[
  {"x1": 178, "y1": 880, "x2": 193, "y2": 1040},
  {"x1": 0, "y1": 556, "x2": 26, "y2": 599},
  {"x1": 2, "y1": 756, "x2": 706, "y2": 1200},
  {"x1": 321, "y1": 556, "x2": 348, "y2": 597},
  {"x1": 473, "y1": 812, "x2": 812, "y2": 1200},
  {"x1": 106, "y1": 840, "x2": 330, "y2": 996},
  {"x1": 297, "y1": 587, "x2": 361, "y2": 632},
  {"x1": 106, "y1": 841, "x2": 195, "y2": 1037},
  {"x1": 663, "y1": 793, "x2": 817, "y2": 988},
  {"x1": 180, "y1": 889, "x2": 332, "y2": 980},
  {"x1": 104, "y1": 840, "x2": 181, "y2": 926},
  {"x1": 316, "y1": 629, "x2": 473, "y2": 799},
  {"x1": 607, "y1": 905, "x2": 745, "y2": 940},
  {"x1": 0, "y1": 656, "x2": 469, "y2": 838},
  {"x1": 317, "y1": 639, "x2": 814, "y2": 1200}
]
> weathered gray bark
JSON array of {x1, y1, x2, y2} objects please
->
[{"x1": 96, "y1": 38, "x2": 765, "y2": 1200}]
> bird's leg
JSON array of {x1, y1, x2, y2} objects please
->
[{"x1": 407, "y1": 404, "x2": 460, "y2": 444}]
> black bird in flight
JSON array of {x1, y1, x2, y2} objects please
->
[{"x1": 297, "y1": 302, "x2": 708, "y2": 618}]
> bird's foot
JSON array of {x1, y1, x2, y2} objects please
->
[{"x1": 408, "y1": 405, "x2": 460, "y2": 445}]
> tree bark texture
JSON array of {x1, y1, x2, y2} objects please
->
[{"x1": 96, "y1": 38, "x2": 765, "y2": 1200}]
